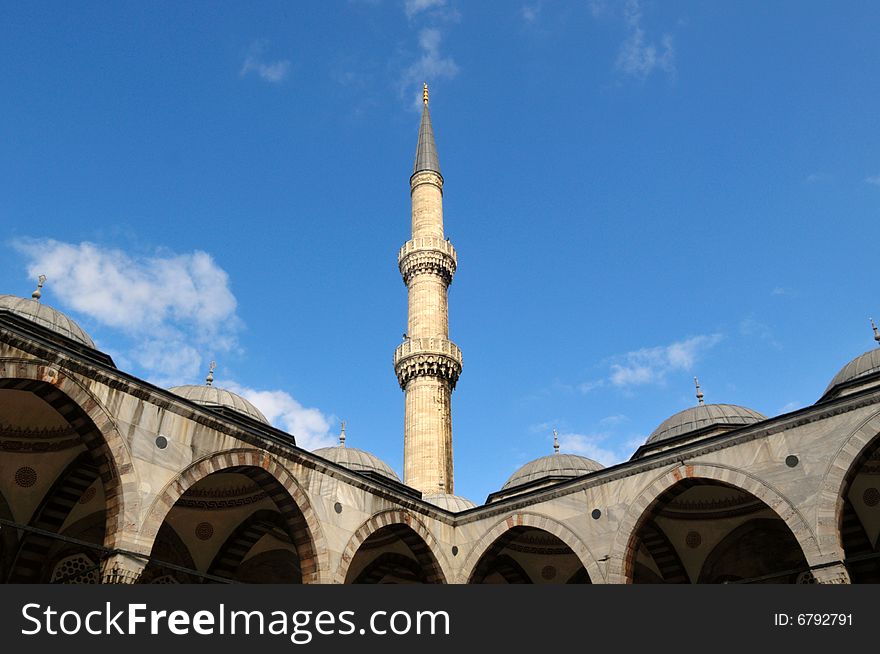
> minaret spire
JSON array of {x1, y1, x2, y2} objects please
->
[
  {"x1": 695, "y1": 376, "x2": 705, "y2": 405},
  {"x1": 395, "y1": 85, "x2": 462, "y2": 495},
  {"x1": 871, "y1": 318, "x2": 880, "y2": 346},
  {"x1": 413, "y1": 84, "x2": 441, "y2": 178}
]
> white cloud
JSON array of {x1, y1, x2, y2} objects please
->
[
  {"x1": 401, "y1": 28, "x2": 459, "y2": 111},
  {"x1": 224, "y1": 382, "x2": 337, "y2": 451},
  {"x1": 866, "y1": 174, "x2": 880, "y2": 186},
  {"x1": 578, "y1": 379, "x2": 605, "y2": 394},
  {"x1": 556, "y1": 432, "x2": 623, "y2": 467},
  {"x1": 608, "y1": 334, "x2": 723, "y2": 388},
  {"x1": 404, "y1": 0, "x2": 446, "y2": 18},
  {"x1": 240, "y1": 41, "x2": 291, "y2": 83},
  {"x1": 805, "y1": 172, "x2": 830, "y2": 184},
  {"x1": 13, "y1": 238, "x2": 240, "y2": 386},
  {"x1": 779, "y1": 401, "x2": 801, "y2": 414},
  {"x1": 615, "y1": 0, "x2": 675, "y2": 79}
]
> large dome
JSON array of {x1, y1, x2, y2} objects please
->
[
  {"x1": 312, "y1": 444, "x2": 400, "y2": 482},
  {"x1": 502, "y1": 453, "x2": 604, "y2": 491},
  {"x1": 169, "y1": 384, "x2": 270, "y2": 425},
  {"x1": 0, "y1": 295, "x2": 95, "y2": 348},
  {"x1": 647, "y1": 403, "x2": 766, "y2": 445},
  {"x1": 823, "y1": 349, "x2": 880, "y2": 398},
  {"x1": 423, "y1": 493, "x2": 476, "y2": 512}
]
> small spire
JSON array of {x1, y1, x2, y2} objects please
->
[
  {"x1": 413, "y1": 84, "x2": 441, "y2": 177},
  {"x1": 553, "y1": 428, "x2": 560, "y2": 454},
  {"x1": 31, "y1": 274, "x2": 47, "y2": 301},
  {"x1": 205, "y1": 361, "x2": 216, "y2": 386},
  {"x1": 339, "y1": 420, "x2": 346, "y2": 447},
  {"x1": 872, "y1": 318, "x2": 880, "y2": 346},
  {"x1": 694, "y1": 376, "x2": 705, "y2": 405},
  {"x1": 423, "y1": 82, "x2": 429, "y2": 106}
]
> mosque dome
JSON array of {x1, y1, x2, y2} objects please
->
[
  {"x1": 823, "y1": 323, "x2": 880, "y2": 398},
  {"x1": 313, "y1": 424, "x2": 400, "y2": 481},
  {"x1": 646, "y1": 377, "x2": 766, "y2": 446},
  {"x1": 502, "y1": 453, "x2": 604, "y2": 491},
  {"x1": 170, "y1": 364, "x2": 269, "y2": 424},
  {"x1": 0, "y1": 291, "x2": 95, "y2": 349},
  {"x1": 423, "y1": 493, "x2": 477, "y2": 512},
  {"x1": 824, "y1": 349, "x2": 880, "y2": 397}
]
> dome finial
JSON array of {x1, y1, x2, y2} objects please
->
[
  {"x1": 871, "y1": 318, "x2": 880, "y2": 346},
  {"x1": 553, "y1": 427, "x2": 560, "y2": 454},
  {"x1": 423, "y1": 82, "x2": 429, "y2": 106},
  {"x1": 694, "y1": 376, "x2": 705, "y2": 405},
  {"x1": 339, "y1": 420, "x2": 347, "y2": 447},
  {"x1": 205, "y1": 361, "x2": 216, "y2": 386},
  {"x1": 31, "y1": 274, "x2": 47, "y2": 301}
]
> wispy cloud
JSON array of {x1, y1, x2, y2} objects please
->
[
  {"x1": 805, "y1": 172, "x2": 831, "y2": 184},
  {"x1": 401, "y1": 28, "x2": 459, "y2": 110},
  {"x1": 779, "y1": 400, "x2": 801, "y2": 414},
  {"x1": 521, "y1": 2, "x2": 541, "y2": 23},
  {"x1": 615, "y1": 0, "x2": 675, "y2": 79},
  {"x1": 607, "y1": 334, "x2": 723, "y2": 388},
  {"x1": 224, "y1": 382, "x2": 337, "y2": 450},
  {"x1": 557, "y1": 431, "x2": 622, "y2": 466},
  {"x1": 739, "y1": 316, "x2": 781, "y2": 349},
  {"x1": 404, "y1": 0, "x2": 446, "y2": 18},
  {"x1": 240, "y1": 41, "x2": 291, "y2": 83},
  {"x1": 866, "y1": 174, "x2": 880, "y2": 186},
  {"x1": 13, "y1": 238, "x2": 240, "y2": 385}
]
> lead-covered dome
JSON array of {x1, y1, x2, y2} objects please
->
[
  {"x1": 502, "y1": 453, "x2": 604, "y2": 491},
  {"x1": 0, "y1": 294, "x2": 95, "y2": 348},
  {"x1": 170, "y1": 384, "x2": 270, "y2": 424},
  {"x1": 313, "y1": 441, "x2": 400, "y2": 482},
  {"x1": 824, "y1": 349, "x2": 880, "y2": 398},
  {"x1": 647, "y1": 403, "x2": 766, "y2": 444},
  {"x1": 423, "y1": 493, "x2": 476, "y2": 512}
]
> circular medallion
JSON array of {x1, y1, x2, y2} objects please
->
[
  {"x1": 195, "y1": 522, "x2": 214, "y2": 540},
  {"x1": 14, "y1": 466, "x2": 37, "y2": 488}
]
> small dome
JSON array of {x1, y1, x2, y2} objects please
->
[
  {"x1": 647, "y1": 403, "x2": 766, "y2": 445},
  {"x1": 169, "y1": 384, "x2": 269, "y2": 424},
  {"x1": 502, "y1": 453, "x2": 604, "y2": 491},
  {"x1": 824, "y1": 348, "x2": 880, "y2": 397},
  {"x1": 423, "y1": 493, "x2": 476, "y2": 512},
  {"x1": 0, "y1": 295, "x2": 95, "y2": 348},
  {"x1": 312, "y1": 445, "x2": 400, "y2": 482}
]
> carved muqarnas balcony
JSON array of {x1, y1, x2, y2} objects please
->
[
  {"x1": 393, "y1": 337, "x2": 462, "y2": 389},
  {"x1": 398, "y1": 237, "x2": 457, "y2": 286}
]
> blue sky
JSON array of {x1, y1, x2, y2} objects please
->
[{"x1": 2, "y1": 1, "x2": 879, "y2": 503}]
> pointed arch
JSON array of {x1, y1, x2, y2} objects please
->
[
  {"x1": 141, "y1": 450, "x2": 328, "y2": 583},
  {"x1": 607, "y1": 463, "x2": 821, "y2": 583},
  {"x1": 334, "y1": 509, "x2": 450, "y2": 584},
  {"x1": 458, "y1": 512, "x2": 602, "y2": 584}
]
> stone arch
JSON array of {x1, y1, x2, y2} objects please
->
[
  {"x1": 606, "y1": 463, "x2": 821, "y2": 583},
  {"x1": 458, "y1": 512, "x2": 603, "y2": 584},
  {"x1": 141, "y1": 449, "x2": 328, "y2": 584},
  {"x1": 334, "y1": 509, "x2": 450, "y2": 584},
  {"x1": 0, "y1": 358, "x2": 139, "y2": 553},
  {"x1": 816, "y1": 409, "x2": 880, "y2": 557}
]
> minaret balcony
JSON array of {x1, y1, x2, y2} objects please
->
[
  {"x1": 393, "y1": 337, "x2": 463, "y2": 389},
  {"x1": 398, "y1": 237, "x2": 457, "y2": 285}
]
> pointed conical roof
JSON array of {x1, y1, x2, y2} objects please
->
[{"x1": 413, "y1": 91, "x2": 441, "y2": 177}]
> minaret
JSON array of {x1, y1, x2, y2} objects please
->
[{"x1": 394, "y1": 84, "x2": 462, "y2": 495}]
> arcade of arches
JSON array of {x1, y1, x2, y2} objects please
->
[{"x1": 2, "y1": 343, "x2": 880, "y2": 585}]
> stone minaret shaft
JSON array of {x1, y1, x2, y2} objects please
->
[{"x1": 394, "y1": 86, "x2": 462, "y2": 495}]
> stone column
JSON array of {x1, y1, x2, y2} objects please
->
[{"x1": 101, "y1": 551, "x2": 147, "y2": 584}]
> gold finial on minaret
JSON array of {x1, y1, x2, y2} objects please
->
[
  {"x1": 31, "y1": 274, "x2": 47, "y2": 301},
  {"x1": 339, "y1": 420, "x2": 346, "y2": 447},
  {"x1": 423, "y1": 82, "x2": 429, "y2": 106},
  {"x1": 205, "y1": 361, "x2": 216, "y2": 386},
  {"x1": 694, "y1": 376, "x2": 705, "y2": 405},
  {"x1": 871, "y1": 318, "x2": 880, "y2": 346},
  {"x1": 553, "y1": 428, "x2": 560, "y2": 454}
]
